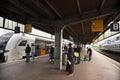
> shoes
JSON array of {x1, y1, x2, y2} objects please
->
[
  {"x1": 75, "y1": 62, "x2": 80, "y2": 64},
  {"x1": 67, "y1": 73, "x2": 73, "y2": 76},
  {"x1": 31, "y1": 60, "x2": 34, "y2": 61},
  {"x1": 49, "y1": 59, "x2": 51, "y2": 61},
  {"x1": 25, "y1": 61, "x2": 29, "y2": 63}
]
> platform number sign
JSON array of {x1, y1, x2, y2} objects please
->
[{"x1": 110, "y1": 23, "x2": 119, "y2": 31}]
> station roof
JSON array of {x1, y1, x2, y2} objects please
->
[{"x1": 0, "y1": 0, "x2": 120, "y2": 44}]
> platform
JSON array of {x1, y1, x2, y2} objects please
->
[{"x1": 0, "y1": 49, "x2": 120, "y2": 80}]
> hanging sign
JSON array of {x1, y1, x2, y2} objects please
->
[
  {"x1": 91, "y1": 20, "x2": 103, "y2": 32},
  {"x1": 110, "y1": 23, "x2": 119, "y2": 31}
]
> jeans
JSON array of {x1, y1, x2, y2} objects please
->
[
  {"x1": 76, "y1": 56, "x2": 80, "y2": 63},
  {"x1": 32, "y1": 53, "x2": 35, "y2": 60},
  {"x1": 26, "y1": 53, "x2": 30, "y2": 62},
  {"x1": 89, "y1": 54, "x2": 92, "y2": 61}
]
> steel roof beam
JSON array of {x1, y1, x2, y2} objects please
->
[
  {"x1": 32, "y1": 24, "x2": 54, "y2": 34},
  {"x1": 0, "y1": 2, "x2": 25, "y2": 17},
  {"x1": 63, "y1": 7, "x2": 120, "y2": 26},
  {"x1": 68, "y1": 26, "x2": 78, "y2": 37},
  {"x1": 98, "y1": 0, "x2": 106, "y2": 11},
  {"x1": 100, "y1": 12, "x2": 120, "y2": 33},
  {"x1": 7, "y1": 0, "x2": 38, "y2": 17},
  {"x1": 44, "y1": 0, "x2": 62, "y2": 19},
  {"x1": 114, "y1": 12, "x2": 120, "y2": 21},
  {"x1": 20, "y1": 7, "x2": 120, "y2": 27},
  {"x1": 20, "y1": 7, "x2": 120, "y2": 28},
  {"x1": 76, "y1": 0, "x2": 85, "y2": 37},
  {"x1": 31, "y1": 0, "x2": 55, "y2": 18},
  {"x1": 76, "y1": 0, "x2": 81, "y2": 15},
  {"x1": 64, "y1": 28, "x2": 75, "y2": 37},
  {"x1": 101, "y1": 11, "x2": 119, "y2": 33},
  {"x1": 0, "y1": 6, "x2": 24, "y2": 18},
  {"x1": 25, "y1": 18, "x2": 55, "y2": 27},
  {"x1": 64, "y1": 27, "x2": 78, "y2": 42},
  {"x1": 81, "y1": 23, "x2": 85, "y2": 35}
]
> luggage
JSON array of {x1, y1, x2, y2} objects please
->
[{"x1": 84, "y1": 55, "x2": 89, "y2": 61}]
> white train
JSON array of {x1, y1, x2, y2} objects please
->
[
  {"x1": 0, "y1": 28, "x2": 73, "y2": 63},
  {"x1": 0, "y1": 29, "x2": 55, "y2": 63},
  {"x1": 94, "y1": 33, "x2": 120, "y2": 52}
]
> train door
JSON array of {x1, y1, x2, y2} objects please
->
[
  {"x1": 35, "y1": 44, "x2": 40, "y2": 56},
  {"x1": 17, "y1": 40, "x2": 27, "y2": 59},
  {"x1": 34, "y1": 42, "x2": 46, "y2": 56},
  {"x1": 35, "y1": 38, "x2": 46, "y2": 56},
  {"x1": 40, "y1": 42, "x2": 46, "y2": 56}
]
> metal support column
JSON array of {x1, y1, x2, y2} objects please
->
[{"x1": 54, "y1": 26, "x2": 63, "y2": 70}]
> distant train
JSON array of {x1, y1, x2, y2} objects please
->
[{"x1": 94, "y1": 33, "x2": 120, "y2": 52}]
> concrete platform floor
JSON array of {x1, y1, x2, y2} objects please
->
[{"x1": 0, "y1": 49, "x2": 120, "y2": 80}]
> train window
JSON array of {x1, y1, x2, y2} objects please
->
[
  {"x1": 116, "y1": 36, "x2": 120, "y2": 41},
  {"x1": 18, "y1": 40, "x2": 27, "y2": 46}
]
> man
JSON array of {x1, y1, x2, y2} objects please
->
[
  {"x1": 25, "y1": 44, "x2": 31, "y2": 62},
  {"x1": 66, "y1": 43, "x2": 74, "y2": 76},
  {"x1": 49, "y1": 46, "x2": 54, "y2": 62},
  {"x1": 87, "y1": 47, "x2": 92, "y2": 61},
  {"x1": 31, "y1": 44, "x2": 35, "y2": 61},
  {"x1": 76, "y1": 45, "x2": 82, "y2": 64}
]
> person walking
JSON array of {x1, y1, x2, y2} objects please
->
[
  {"x1": 76, "y1": 45, "x2": 82, "y2": 64},
  {"x1": 31, "y1": 44, "x2": 35, "y2": 61},
  {"x1": 66, "y1": 43, "x2": 74, "y2": 76},
  {"x1": 49, "y1": 46, "x2": 54, "y2": 62},
  {"x1": 87, "y1": 47, "x2": 92, "y2": 61},
  {"x1": 25, "y1": 44, "x2": 31, "y2": 62},
  {"x1": 73, "y1": 45, "x2": 77, "y2": 63}
]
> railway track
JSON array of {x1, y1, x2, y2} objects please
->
[{"x1": 93, "y1": 48, "x2": 120, "y2": 63}]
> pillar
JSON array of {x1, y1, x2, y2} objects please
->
[
  {"x1": 54, "y1": 26, "x2": 63, "y2": 70},
  {"x1": 3, "y1": 18, "x2": 5, "y2": 28}
]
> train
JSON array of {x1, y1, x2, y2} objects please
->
[
  {"x1": 0, "y1": 28, "x2": 56, "y2": 63},
  {"x1": 0, "y1": 28, "x2": 73, "y2": 63},
  {"x1": 93, "y1": 32, "x2": 120, "y2": 52}
]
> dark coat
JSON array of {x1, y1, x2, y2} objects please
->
[
  {"x1": 50, "y1": 47, "x2": 54, "y2": 55},
  {"x1": 25, "y1": 46, "x2": 31, "y2": 53},
  {"x1": 68, "y1": 47, "x2": 74, "y2": 59}
]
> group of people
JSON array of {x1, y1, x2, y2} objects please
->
[
  {"x1": 65, "y1": 43, "x2": 92, "y2": 76},
  {"x1": 73, "y1": 45, "x2": 82, "y2": 64},
  {"x1": 25, "y1": 43, "x2": 92, "y2": 77},
  {"x1": 25, "y1": 44, "x2": 55, "y2": 63},
  {"x1": 65, "y1": 43, "x2": 82, "y2": 76},
  {"x1": 25, "y1": 44, "x2": 35, "y2": 62}
]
